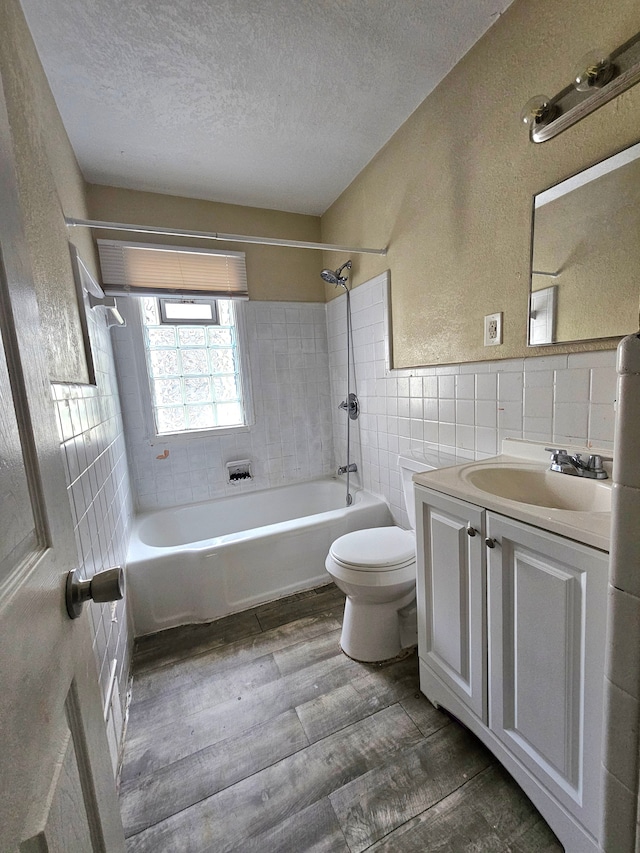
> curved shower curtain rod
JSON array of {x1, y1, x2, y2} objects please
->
[{"x1": 65, "y1": 217, "x2": 387, "y2": 256}]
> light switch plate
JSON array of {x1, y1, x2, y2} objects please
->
[{"x1": 484, "y1": 312, "x2": 503, "y2": 346}]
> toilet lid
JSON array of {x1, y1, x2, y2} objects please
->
[{"x1": 329, "y1": 527, "x2": 415, "y2": 572}]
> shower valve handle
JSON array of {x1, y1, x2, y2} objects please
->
[{"x1": 338, "y1": 393, "x2": 360, "y2": 420}]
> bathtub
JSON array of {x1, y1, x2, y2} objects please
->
[{"x1": 126, "y1": 479, "x2": 392, "y2": 635}]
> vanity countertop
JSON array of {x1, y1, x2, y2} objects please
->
[{"x1": 413, "y1": 440, "x2": 612, "y2": 552}]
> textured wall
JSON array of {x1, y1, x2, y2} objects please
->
[
  {"x1": 320, "y1": 0, "x2": 640, "y2": 367},
  {"x1": 86, "y1": 185, "x2": 324, "y2": 303}
]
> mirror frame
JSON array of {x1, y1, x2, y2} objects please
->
[{"x1": 528, "y1": 140, "x2": 640, "y2": 348}]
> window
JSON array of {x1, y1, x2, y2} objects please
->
[
  {"x1": 139, "y1": 296, "x2": 247, "y2": 435},
  {"x1": 159, "y1": 298, "x2": 218, "y2": 324}
]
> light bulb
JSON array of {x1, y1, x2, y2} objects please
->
[
  {"x1": 573, "y1": 50, "x2": 614, "y2": 92},
  {"x1": 520, "y1": 95, "x2": 557, "y2": 128}
]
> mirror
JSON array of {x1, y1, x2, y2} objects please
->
[{"x1": 529, "y1": 141, "x2": 640, "y2": 346}]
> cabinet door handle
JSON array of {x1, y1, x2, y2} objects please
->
[
  {"x1": 466, "y1": 524, "x2": 477, "y2": 537},
  {"x1": 485, "y1": 537, "x2": 497, "y2": 549}
]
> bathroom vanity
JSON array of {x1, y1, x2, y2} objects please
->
[{"x1": 413, "y1": 440, "x2": 611, "y2": 853}]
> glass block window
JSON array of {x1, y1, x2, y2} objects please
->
[{"x1": 140, "y1": 297, "x2": 245, "y2": 434}]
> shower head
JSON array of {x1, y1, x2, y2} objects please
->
[
  {"x1": 320, "y1": 260, "x2": 352, "y2": 287},
  {"x1": 320, "y1": 268, "x2": 339, "y2": 285}
]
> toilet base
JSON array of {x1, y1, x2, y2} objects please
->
[
  {"x1": 339, "y1": 643, "x2": 416, "y2": 666},
  {"x1": 339, "y1": 589, "x2": 416, "y2": 663}
]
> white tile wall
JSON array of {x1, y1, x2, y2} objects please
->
[
  {"x1": 327, "y1": 273, "x2": 618, "y2": 528},
  {"x1": 52, "y1": 298, "x2": 133, "y2": 772},
  {"x1": 114, "y1": 300, "x2": 334, "y2": 511},
  {"x1": 602, "y1": 336, "x2": 640, "y2": 849}
]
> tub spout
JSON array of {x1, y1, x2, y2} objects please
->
[{"x1": 337, "y1": 463, "x2": 357, "y2": 475}]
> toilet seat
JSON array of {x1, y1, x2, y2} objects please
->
[{"x1": 329, "y1": 527, "x2": 415, "y2": 572}]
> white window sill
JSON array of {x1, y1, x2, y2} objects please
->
[{"x1": 146, "y1": 423, "x2": 253, "y2": 445}]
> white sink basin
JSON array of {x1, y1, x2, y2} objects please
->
[
  {"x1": 413, "y1": 441, "x2": 613, "y2": 550},
  {"x1": 463, "y1": 466, "x2": 611, "y2": 512},
  {"x1": 464, "y1": 466, "x2": 611, "y2": 512}
]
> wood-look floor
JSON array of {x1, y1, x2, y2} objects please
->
[{"x1": 120, "y1": 584, "x2": 563, "y2": 852}]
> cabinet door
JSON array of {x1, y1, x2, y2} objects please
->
[
  {"x1": 415, "y1": 487, "x2": 486, "y2": 720},
  {"x1": 487, "y1": 512, "x2": 608, "y2": 837}
]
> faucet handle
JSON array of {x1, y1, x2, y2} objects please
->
[
  {"x1": 545, "y1": 447, "x2": 568, "y2": 462},
  {"x1": 588, "y1": 454, "x2": 612, "y2": 471}
]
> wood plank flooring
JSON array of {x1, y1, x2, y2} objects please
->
[{"x1": 120, "y1": 583, "x2": 563, "y2": 852}]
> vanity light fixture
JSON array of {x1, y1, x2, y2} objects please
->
[{"x1": 522, "y1": 31, "x2": 640, "y2": 142}]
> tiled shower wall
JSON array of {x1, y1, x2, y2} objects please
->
[
  {"x1": 328, "y1": 272, "x2": 618, "y2": 528},
  {"x1": 114, "y1": 300, "x2": 334, "y2": 511},
  {"x1": 52, "y1": 300, "x2": 133, "y2": 772}
]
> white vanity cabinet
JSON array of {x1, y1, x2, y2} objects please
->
[{"x1": 415, "y1": 484, "x2": 609, "y2": 852}]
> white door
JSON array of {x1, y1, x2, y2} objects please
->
[
  {"x1": 0, "y1": 76, "x2": 125, "y2": 851},
  {"x1": 415, "y1": 486, "x2": 487, "y2": 720}
]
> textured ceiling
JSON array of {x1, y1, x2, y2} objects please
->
[{"x1": 19, "y1": 0, "x2": 511, "y2": 215}]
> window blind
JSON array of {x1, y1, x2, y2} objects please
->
[{"x1": 96, "y1": 240, "x2": 249, "y2": 299}]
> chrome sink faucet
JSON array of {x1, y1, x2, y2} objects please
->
[{"x1": 545, "y1": 447, "x2": 611, "y2": 480}]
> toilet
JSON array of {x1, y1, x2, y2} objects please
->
[{"x1": 325, "y1": 450, "x2": 458, "y2": 662}]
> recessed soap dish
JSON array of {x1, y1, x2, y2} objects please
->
[{"x1": 226, "y1": 459, "x2": 253, "y2": 484}]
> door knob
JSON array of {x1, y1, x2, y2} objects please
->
[
  {"x1": 466, "y1": 524, "x2": 477, "y2": 537},
  {"x1": 485, "y1": 538, "x2": 497, "y2": 549},
  {"x1": 65, "y1": 567, "x2": 124, "y2": 619}
]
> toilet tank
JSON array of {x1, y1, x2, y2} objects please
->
[{"x1": 398, "y1": 450, "x2": 460, "y2": 529}]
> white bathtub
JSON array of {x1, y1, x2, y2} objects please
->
[{"x1": 126, "y1": 479, "x2": 392, "y2": 635}]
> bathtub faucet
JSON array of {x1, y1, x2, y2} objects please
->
[{"x1": 338, "y1": 463, "x2": 357, "y2": 476}]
